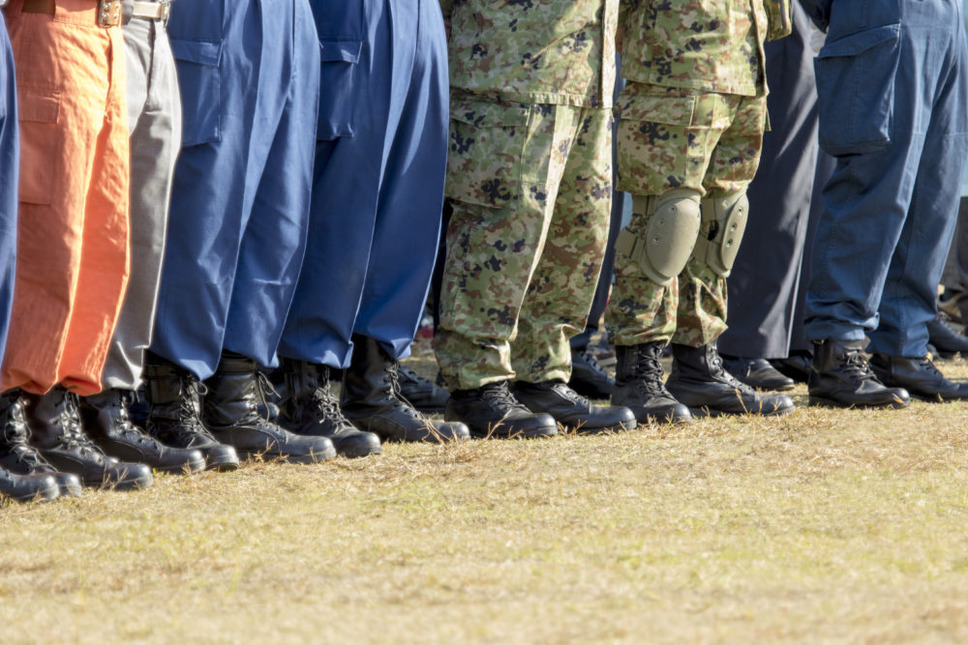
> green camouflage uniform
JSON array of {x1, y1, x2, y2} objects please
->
[
  {"x1": 435, "y1": 0, "x2": 618, "y2": 390},
  {"x1": 606, "y1": 1, "x2": 774, "y2": 349}
]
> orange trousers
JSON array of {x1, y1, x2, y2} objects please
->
[{"x1": 1, "y1": 0, "x2": 129, "y2": 396}]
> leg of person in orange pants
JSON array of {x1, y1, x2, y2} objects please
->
[{"x1": 0, "y1": 0, "x2": 150, "y2": 491}]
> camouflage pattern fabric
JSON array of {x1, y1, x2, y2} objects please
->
[
  {"x1": 618, "y1": 0, "x2": 769, "y2": 97},
  {"x1": 435, "y1": 94, "x2": 613, "y2": 389},
  {"x1": 439, "y1": 0, "x2": 618, "y2": 108},
  {"x1": 606, "y1": 82, "x2": 767, "y2": 348}
]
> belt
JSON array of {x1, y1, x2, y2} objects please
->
[
  {"x1": 20, "y1": 0, "x2": 122, "y2": 26},
  {"x1": 131, "y1": 0, "x2": 168, "y2": 21}
]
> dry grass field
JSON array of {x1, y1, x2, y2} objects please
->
[{"x1": 4, "y1": 351, "x2": 968, "y2": 644}]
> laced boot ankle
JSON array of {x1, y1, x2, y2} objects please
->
[
  {"x1": 143, "y1": 356, "x2": 240, "y2": 471},
  {"x1": 204, "y1": 351, "x2": 336, "y2": 463},
  {"x1": 568, "y1": 348, "x2": 615, "y2": 399},
  {"x1": 612, "y1": 343, "x2": 692, "y2": 424},
  {"x1": 446, "y1": 380, "x2": 558, "y2": 439},
  {"x1": 666, "y1": 342, "x2": 795, "y2": 417},
  {"x1": 279, "y1": 358, "x2": 381, "y2": 459},
  {"x1": 512, "y1": 380, "x2": 635, "y2": 433},
  {"x1": 341, "y1": 336, "x2": 470, "y2": 443},
  {"x1": 23, "y1": 386, "x2": 153, "y2": 490},
  {"x1": 808, "y1": 339, "x2": 910, "y2": 408},
  {"x1": 397, "y1": 365, "x2": 450, "y2": 413},
  {"x1": 0, "y1": 390, "x2": 81, "y2": 497},
  {"x1": 81, "y1": 389, "x2": 205, "y2": 474}
]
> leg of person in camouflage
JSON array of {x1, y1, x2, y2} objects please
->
[
  {"x1": 436, "y1": 97, "x2": 635, "y2": 438},
  {"x1": 607, "y1": 84, "x2": 793, "y2": 420}
]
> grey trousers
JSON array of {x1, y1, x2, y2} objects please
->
[{"x1": 101, "y1": 11, "x2": 181, "y2": 390}]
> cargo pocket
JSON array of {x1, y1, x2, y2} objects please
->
[
  {"x1": 170, "y1": 39, "x2": 222, "y2": 147},
  {"x1": 616, "y1": 87, "x2": 728, "y2": 194},
  {"x1": 816, "y1": 24, "x2": 900, "y2": 156},
  {"x1": 17, "y1": 88, "x2": 61, "y2": 206},
  {"x1": 445, "y1": 97, "x2": 531, "y2": 208},
  {"x1": 317, "y1": 40, "x2": 363, "y2": 140}
]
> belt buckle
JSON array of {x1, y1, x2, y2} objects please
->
[
  {"x1": 161, "y1": 0, "x2": 170, "y2": 23},
  {"x1": 0, "y1": 0, "x2": 8, "y2": 8},
  {"x1": 97, "y1": 0, "x2": 121, "y2": 26}
]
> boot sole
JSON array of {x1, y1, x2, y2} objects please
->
[
  {"x1": 687, "y1": 404, "x2": 795, "y2": 418},
  {"x1": 237, "y1": 446, "x2": 338, "y2": 464},
  {"x1": 807, "y1": 395, "x2": 910, "y2": 409}
]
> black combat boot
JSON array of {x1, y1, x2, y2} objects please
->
[
  {"x1": 80, "y1": 389, "x2": 205, "y2": 474},
  {"x1": 396, "y1": 365, "x2": 450, "y2": 413},
  {"x1": 341, "y1": 336, "x2": 470, "y2": 443},
  {"x1": 568, "y1": 348, "x2": 615, "y2": 399},
  {"x1": 204, "y1": 351, "x2": 336, "y2": 463},
  {"x1": 513, "y1": 380, "x2": 636, "y2": 433},
  {"x1": 279, "y1": 357, "x2": 381, "y2": 458},
  {"x1": 666, "y1": 342, "x2": 795, "y2": 416},
  {"x1": 446, "y1": 380, "x2": 558, "y2": 439},
  {"x1": 808, "y1": 339, "x2": 910, "y2": 408},
  {"x1": 23, "y1": 386, "x2": 153, "y2": 490},
  {"x1": 0, "y1": 465, "x2": 59, "y2": 503},
  {"x1": 612, "y1": 343, "x2": 692, "y2": 424},
  {"x1": 869, "y1": 353, "x2": 968, "y2": 401},
  {"x1": 143, "y1": 355, "x2": 240, "y2": 471},
  {"x1": 927, "y1": 312, "x2": 968, "y2": 358},
  {"x1": 0, "y1": 390, "x2": 82, "y2": 497}
]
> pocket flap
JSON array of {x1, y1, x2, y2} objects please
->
[
  {"x1": 18, "y1": 91, "x2": 60, "y2": 124},
  {"x1": 449, "y1": 96, "x2": 529, "y2": 128},
  {"x1": 170, "y1": 39, "x2": 222, "y2": 67},
  {"x1": 319, "y1": 40, "x2": 362, "y2": 63},
  {"x1": 818, "y1": 24, "x2": 901, "y2": 58}
]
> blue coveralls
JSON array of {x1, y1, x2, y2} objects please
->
[
  {"x1": 277, "y1": 0, "x2": 449, "y2": 368},
  {"x1": 151, "y1": 0, "x2": 320, "y2": 379},
  {"x1": 0, "y1": 11, "x2": 17, "y2": 367},
  {"x1": 804, "y1": 0, "x2": 968, "y2": 357}
]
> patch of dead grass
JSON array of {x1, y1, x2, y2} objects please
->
[{"x1": 4, "y1": 356, "x2": 968, "y2": 643}]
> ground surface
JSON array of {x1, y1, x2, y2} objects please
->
[{"x1": 4, "y1": 349, "x2": 968, "y2": 644}]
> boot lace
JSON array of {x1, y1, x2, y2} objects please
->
[
  {"x1": 386, "y1": 361, "x2": 423, "y2": 420},
  {"x1": 706, "y1": 348, "x2": 755, "y2": 394},
  {"x1": 308, "y1": 369, "x2": 352, "y2": 426},
  {"x1": 1, "y1": 397, "x2": 53, "y2": 471},
  {"x1": 172, "y1": 377, "x2": 218, "y2": 441},
  {"x1": 58, "y1": 392, "x2": 107, "y2": 460},
  {"x1": 480, "y1": 381, "x2": 530, "y2": 414},
  {"x1": 838, "y1": 350, "x2": 877, "y2": 383},
  {"x1": 630, "y1": 345, "x2": 668, "y2": 396}
]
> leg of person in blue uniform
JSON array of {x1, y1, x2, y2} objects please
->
[
  {"x1": 806, "y1": 0, "x2": 968, "y2": 406},
  {"x1": 277, "y1": 0, "x2": 468, "y2": 456},
  {"x1": 145, "y1": 0, "x2": 334, "y2": 465}
]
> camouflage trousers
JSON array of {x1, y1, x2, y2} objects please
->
[
  {"x1": 435, "y1": 94, "x2": 612, "y2": 390},
  {"x1": 606, "y1": 82, "x2": 767, "y2": 348}
]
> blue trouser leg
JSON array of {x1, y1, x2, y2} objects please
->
[
  {"x1": 280, "y1": 0, "x2": 448, "y2": 367},
  {"x1": 154, "y1": 0, "x2": 316, "y2": 379},
  {"x1": 223, "y1": 0, "x2": 318, "y2": 366},
  {"x1": 353, "y1": 0, "x2": 448, "y2": 359},
  {"x1": 0, "y1": 13, "x2": 17, "y2": 368},
  {"x1": 805, "y1": 0, "x2": 968, "y2": 355}
]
